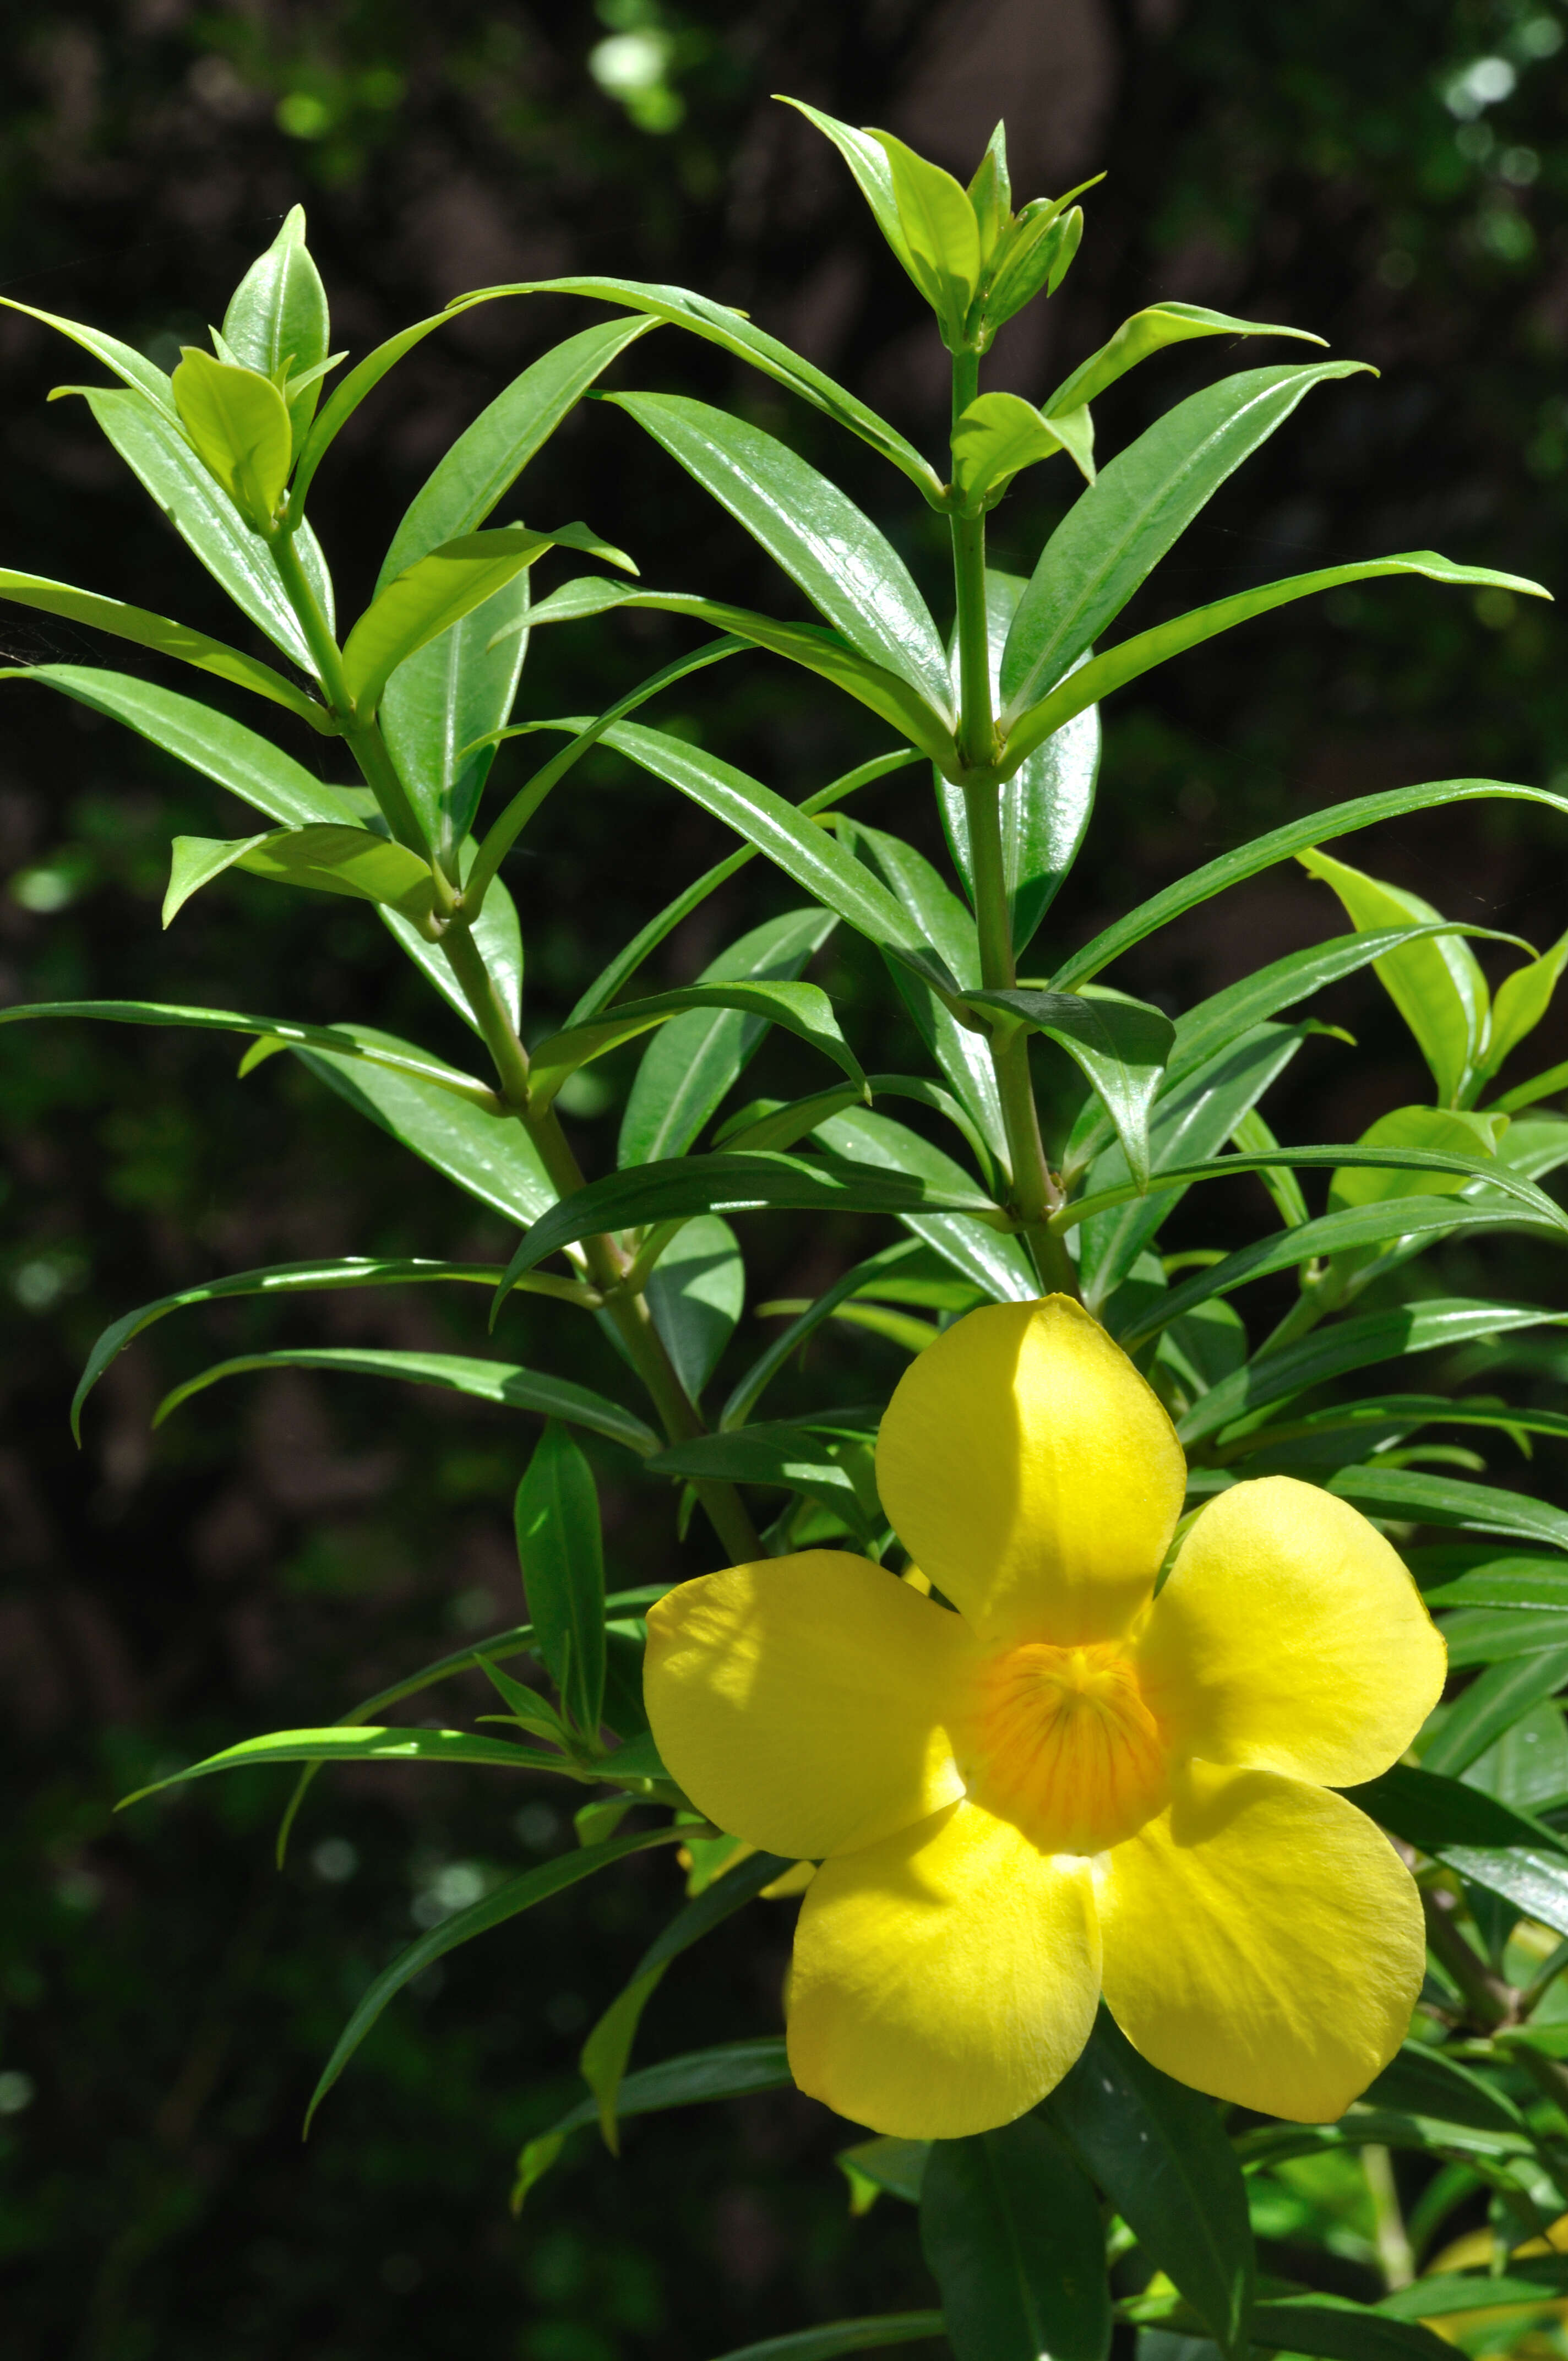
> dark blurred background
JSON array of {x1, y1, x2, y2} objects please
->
[{"x1": 6, "y1": 2, "x2": 1568, "y2": 2354}]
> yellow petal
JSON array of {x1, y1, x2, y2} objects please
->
[
  {"x1": 644, "y1": 1551, "x2": 976, "y2": 1860},
  {"x1": 1098, "y1": 1760, "x2": 1425, "y2": 2121},
  {"x1": 875, "y1": 1295, "x2": 1186, "y2": 1645},
  {"x1": 1136, "y1": 1476, "x2": 1446, "y2": 1785},
  {"x1": 787, "y1": 1798, "x2": 1101, "y2": 2137}
]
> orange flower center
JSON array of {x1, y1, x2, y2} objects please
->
[{"x1": 954, "y1": 1640, "x2": 1169, "y2": 1856}]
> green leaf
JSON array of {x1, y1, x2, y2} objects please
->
[
  {"x1": 375, "y1": 318, "x2": 655, "y2": 855},
  {"x1": 1327, "y1": 1465, "x2": 1568, "y2": 1554},
  {"x1": 580, "y1": 1967, "x2": 666, "y2": 2154},
  {"x1": 645, "y1": 1215, "x2": 744, "y2": 1397},
  {"x1": 342, "y1": 524, "x2": 630, "y2": 718},
  {"x1": 978, "y1": 200, "x2": 1086, "y2": 340},
  {"x1": 618, "y1": 907, "x2": 840, "y2": 1165},
  {"x1": 700, "y1": 2321, "x2": 947, "y2": 2361},
  {"x1": 222, "y1": 204, "x2": 330, "y2": 441},
  {"x1": 1048, "y1": 2012, "x2": 1253, "y2": 2359},
  {"x1": 814, "y1": 1105, "x2": 1039, "y2": 1304},
  {"x1": 531, "y1": 980, "x2": 862, "y2": 1117},
  {"x1": 69, "y1": 1254, "x2": 503, "y2": 1443},
  {"x1": 967, "y1": 121, "x2": 1012, "y2": 259},
  {"x1": 1425, "y1": 1646, "x2": 1568, "y2": 1777},
  {"x1": 871, "y1": 128, "x2": 982, "y2": 342},
  {"x1": 121, "y1": 1724, "x2": 551, "y2": 1807},
  {"x1": 0, "y1": 997, "x2": 500, "y2": 1109},
  {"x1": 153, "y1": 1346, "x2": 658, "y2": 1456},
  {"x1": 720, "y1": 1238, "x2": 927, "y2": 1430},
  {"x1": 1378, "y1": 2275, "x2": 1568, "y2": 2322},
  {"x1": 951, "y1": 391, "x2": 1074, "y2": 505},
  {"x1": 1329, "y1": 1105, "x2": 1507, "y2": 1213},
  {"x1": 777, "y1": 101, "x2": 917, "y2": 274},
  {"x1": 1484, "y1": 928, "x2": 1568, "y2": 1084},
  {"x1": 1, "y1": 293, "x2": 177, "y2": 411},
  {"x1": 920, "y1": 2116, "x2": 1112, "y2": 2361},
  {"x1": 1044, "y1": 302, "x2": 1327, "y2": 418},
  {"x1": 646, "y1": 1424, "x2": 879, "y2": 1542},
  {"x1": 494, "y1": 1147, "x2": 1006, "y2": 1311},
  {"x1": 967, "y1": 986, "x2": 1173, "y2": 1189},
  {"x1": 303, "y1": 1825, "x2": 682, "y2": 2129},
  {"x1": 583, "y1": 719, "x2": 960, "y2": 995},
  {"x1": 1364, "y1": 2043, "x2": 1526, "y2": 2134},
  {"x1": 166, "y1": 824, "x2": 439, "y2": 923},
  {"x1": 1419, "y1": 1549, "x2": 1568, "y2": 1608},
  {"x1": 999, "y1": 361, "x2": 1371, "y2": 719},
  {"x1": 288, "y1": 310, "x2": 458, "y2": 514},
  {"x1": 606, "y1": 393, "x2": 953, "y2": 714},
  {"x1": 1053, "y1": 778, "x2": 1568, "y2": 993},
  {"x1": 291, "y1": 1025, "x2": 556, "y2": 1225},
  {"x1": 1437, "y1": 1844, "x2": 1568, "y2": 1938},
  {"x1": 80, "y1": 387, "x2": 336, "y2": 662},
  {"x1": 1302, "y1": 845, "x2": 1491, "y2": 1106},
  {"x1": 170, "y1": 346, "x2": 293, "y2": 527},
  {"x1": 1435, "y1": 1611, "x2": 1568, "y2": 1667},
  {"x1": 1177, "y1": 1298, "x2": 1568, "y2": 1446},
  {"x1": 514, "y1": 1421, "x2": 606, "y2": 1738},
  {"x1": 451, "y1": 269, "x2": 945, "y2": 501},
  {"x1": 1002, "y1": 551, "x2": 1549, "y2": 779},
  {"x1": 1344, "y1": 1760, "x2": 1568, "y2": 1854},
  {"x1": 0, "y1": 663, "x2": 356, "y2": 825},
  {"x1": 382, "y1": 838, "x2": 524, "y2": 1035},
  {"x1": 838, "y1": 2137, "x2": 932, "y2": 2210},
  {"x1": 0, "y1": 567, "x2": 334, "y2": 732},
  {"x1": 1248, "y1": 2300, "x2": 1452, "y2": 2361}
]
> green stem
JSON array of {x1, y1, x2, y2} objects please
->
[
  {"x1": 440, "y1": 916, "x2": 762, "y2": 1567},
  {"x1": 1362, "y1": 2145, "x2": 1414, "y2": 2292},
  {"x1": 1422, "y1": 1885, "x2": 1518, "y2": 2028}
]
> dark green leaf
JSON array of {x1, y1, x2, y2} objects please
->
[
  {"x1": 168, "y1": 824, "x2": 439, "y2": 923},
  {"x1": 514, "y1": 1422, "x2": 606, "y2": 1737},
  {"x1": 121, "y1": 1723, "x2": 556, "y2": 1808},
  {"x1": 1342, "y1": 1761, "x2": 1568, "y2": 1855},
  {"x1": 971, "y1": 987, "x2": 1173, "y2": 1189},
  {"x1": 921, "y1": 2116, "x2": 1112, "y2": 2361},
  {"x1": 1249, "y1": 2300, "x2": 1453, "y2": 2361},
  {"x1": 531, "y1": 977, "x2": 863, "y2": 1118},
  {"x1": 644, "y1": 1215, "x2": 744, "y2": 1397},
  {"x1": 1377, "y1": 2276, "x2": 1568, "y2": 2322},
  {"x1": 151, "y1": 1345, "x2": 658, "y2": 1456},
  {"x1": 720, "y1": 1238, "x2": 928, "y2": 1430},
  {"x1": 1327, "y1": 1466, "x2": 1568, "y2": 1554},
  {"x1": 1048, "y1": 2012, "x2": 1253, "y2": 2358},
  {"x1": 814, "y1": 1106, "x2": 1039, "y2": 1304},
  {"x1": 646, "y1": 1424, "x2": 878, "y2": 1541},
  {"x1": 1364, "y1": 2043, "x2": 1527, "y2": 2134},
  {"x1": 701, "y1": 2319, "x2": 948, "y2": 2361},
  {"x1": 1425, "y1": 1647, "x2": 1568, "y2": 1777}
]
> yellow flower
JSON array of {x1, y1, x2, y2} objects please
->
[{"x1": 645, "y1": 1296, "x2": 1446, "y2": 2141}]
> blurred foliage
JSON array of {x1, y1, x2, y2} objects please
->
[{"x1": 9, "y1": 1, "x2": 1568, "y2": 2355}]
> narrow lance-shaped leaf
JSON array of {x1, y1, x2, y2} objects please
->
[
  {"x1": 999, "y1": 361, "x2": 1374, "y2": 721},
  {"x1": 698, "y1": 2317, "x2": 948, "y2": 2361},
  {"x1": 966, "y1": 986, "x2": 1173, "y2": 1189},
  {"x1": 514, "y1": 1422, "x2": 607, "y2": 1740},
  {"x1": 1043, "y1": 301, "x2": 1327, "y2": 418},
  {"x1": 1480, "y1": 925, "x2": 1568, "y2": 1087},
  {"x1": 920, "y1": 2117, "x2": 1112, "y2": 2361},
  {"x1": 528, "y1": 980, "x2": 864, "y2": 1116},
  {"x1": 0, "y1": 569, "x2": 334, "y2": 733},
  {"x1": 1001, "y1": 551, "x2": 1549, "y2": 779},
  {"x1": 605, "y1": 391, "x2": 954, "y2": 715},
  {"x1": 1301, "y1": 844, "x2": 1491, "y2": 1108},
  {"x1": 222, "y1": 203, "x2": 331, "y2": 445},
  {"x1": 512, "y1": 2036, "x2": 794, "y2": 2211},
  {"x1": 165, "y1": 825, "x2": 439, "y2": 926},
  {"x1": 151, "y1": 1345, "x2": 660, "y2": 1457},
  {"x1": 871, "y1": 128, "x2": 982, "y2": 343},
  {"x1": 1, "y1": 293, "x2": 177, "y2": 410}
]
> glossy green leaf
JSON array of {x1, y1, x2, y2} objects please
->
[
  {"x1": 647, "y1": 1424, "x2": 878, "y2": 1541},
  {"x1": 921, "y1": 2116, "x2": 1112, "y2": 2361},
  {"x1": 720, "y1": 1238, "x2": 927, "y2": 1430},
  {"x1": 342, "y1": 524, "x2": 629, "y2": 718},
  {"x1": 1344, "y1": 1760, "x2": 1568, "y2": 1855},
  {"x1": 814, "y1": 1105, "x2": 1038, "y2": 1304},
  {"x1": 936, "y1": 570, "x2": 1099, "y2": 958},
  {"x1": 968, "y1": 986, "x2": 1173, "y2": 1189},
  {"x1": 532, "y1": 979, "x2": 862, "y2": 1117},
  {"x1": 0, "y1": 663, "x2": 356, "y2": 825},
  {"x1": 779, "y1": 101, "x2": 916, "y2": 271},
  {"x1": 585, "y1": 720, "x2": 959, "y2": 995},
  {"x1": 1178, "y1": 1298, "x2": 1568, "y2": 1446},
  {"x1": 1302, "y1": 845, "x2": 1491, "y2": 1106},
  {"x1": 382, "y1": 839, "x2": 524, "y2": 1035},
  {"x1": 1438, "y1": 1843, "x2": 1568, "y2": 1938},
  {"x1": 1378, "y1": 2276, "x2": 1568, "y2": 2322},
  {"x1": 1248, "y1": 2301, "x2": 1451, "y2": 2361},
  {"x1": 1419, "y1": 1549, "x2": 1568, "y2": 1608},
  {"x1": 978, "y1": 200, "x2": 1086, "y2": 340},
  {"x1": 606, "y1": 393, "x2": 953, "y2": 712},
  {"x1": 151, "y1": 1344, "x2": 658, "y2": 1454},
  {"x1": 80, "y1": 387, "x2": 336, "y2": 660},
  {"x1": 451, "y1": 269, "x2": 945, "y2": 500},
  {"x1": 0, "y1": 997, "x2": 500, "y2": 1109},
  {"x1": 703, "y1": 2320, "x2": 947, "y2": 2361},
  {"x1": 1048, "y1": 2012, "x2": 1253, "y2": 2358},
  {"x1": 69, "y1": 1254, "x2": 505, "y2": 1442},
  {"x1": 1365, "y1": 2043, "x2": 1527, "y2": 2134},
  {"x1": 121, "y1": 1724, "x2": 549, "y2": 1808},
  {"x1": 872, "y1": 128, "x2": 981, "y2": 340},
  {"x1": 1329, "y1": 1464, "x2": 1568, "y2": 1553},
  {"x1": 951, "y1": 391, "x2": 1072, "y2": 505},
  {"x1": 2, "y1": 292, "x2": 176, "y2": 410},
  {"x1": 618, "y1": 907, "x2": 839, "y2": 1166},
  {"x1": 1484, "y1": 928, "x2": 1568, "y2": 1084},
  {"x1": 291, "y1": 1026, "x2": 557, "y2": 1225},
  {"x1": 1044, "y1": 301, "x2": 1327, "y2": 418},
  {"x1": 222, "y1": 204, "x2": 330, "y2": 441},
  {"x1": 1429, "y1": 1648, "x2": 1568, "y2": 1782},
  {"x1": 1329, "y1": 1105, "x2": 1507, "y2": 1214},
  {"x1": 1053, "y1": 779, "x2": 1568, "y2": 993},
  {"x1": 644, "y1": 1215, "x2": 744, "y2": 1397},
  {"x1": 1003, "y1": 551, "x2": 1547, "y2": 778},
  {"x1": 495, "y1": 1146, "x2": 1006, "y2": 1309},
  {"x1": 171, "y1": 345, "x2": 292, "y2": 525},
  {"x1": 167, "y1": 824, "x2": 439, "y2": 923},
  {"x1": 514, "y1": 1421, "x2": 606, "y2": 1738},
  {"x1": 0, "y1": 567, "x2": 334, "y2": 732},
  {"x1": 999, "y1": 361, "x2": 1370, "y2": 719},
  {"x1": 1433, "y1": 1610, "x2": 1568, "y2": 1667},
  {"x1": 304, "y1": 1825, "x2": 683, "y2": 2128}
]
